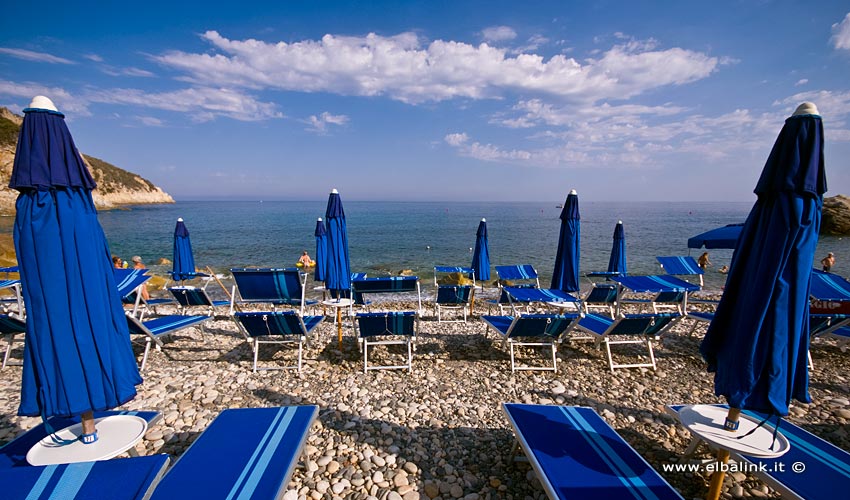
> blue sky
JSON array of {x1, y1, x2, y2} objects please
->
[{"x1": 1, "y1": 1, "x2": 848, "y2": 202}]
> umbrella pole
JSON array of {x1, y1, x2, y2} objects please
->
[
  {"x1": 337, "y1": 308, "x2": 343, "y2": 349},
  {"x1": 706, "y1": 408, "x2": 741, "y2": 500}
]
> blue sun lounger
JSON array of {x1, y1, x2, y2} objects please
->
[
  {"x1": 611, "y1": 275, "x2": 699, "y2": 316},
  {"x1": 233, "y1": 311, "x2": 323, "y2": 372},
  {"x1": 434, "y1": 266, "x2": 476, "y2": 322},
  {"x1": 149, "y1": 405, "x2": 318, "y2": 500},
  {"x1": 0, "y1": 410, "x2": 163, "y2": 469},
  {"x1": 354, "y1": 311, "x2": 418, "y2": 372},
  {"x1": 230, "y1": 268, "x2": 317, "y2": 316},
  {"x1": 575, "y1": 313, "x2": 681, "y2": 371},
  {"x1": 502, "y1": 404, "x2": 684, "y2": 500},
  {"x1": 488, "y1": 265, "x2": 542, "y2": 314},
  {"x1": 351, "y1": 276, "x2": 424, "y2": 314},
  {"x1": 656, "y1": 256, "x2": 705, "y2": 287},
  {"x1": 0, "y1": 454, "x2": 170, "y2": 500},
  {"x1": 666, "y1": 404, "x2": 850, "y2": 500},
  {"x1": 583, "y1": 284, "x2": 618, "y2": 318},
  {"x1": 0, "y1": 279, "x2": 22, "y2": 315},
  {"x1": 126, "y1": 314, "x2": 211, "y2": 370},
  {"x1": 168, "y1": 286, "x2": 230, "y2": 316},
  {"x1": 1, "y1": 313, "x2": 26, "y2": 369},
  {"x1": 483, "y1": 314, "x2": 581, "y2": 372}
]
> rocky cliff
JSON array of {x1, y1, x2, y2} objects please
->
[
  {"x1": 822, "y1": 195, "x2": 850, "y2": 235},
  {"x1": 0, "y1": 107, "x2": 173, "y2": 215}
]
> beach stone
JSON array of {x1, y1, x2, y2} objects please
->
[
  {"x1": 327, "y1": 461, "x2": 340, "y2": 474},
  {"x1": 835, "y1": 409, "x2": 850, "y2": 419},
  {"x1": 423, "y1": 483, "x2": 439, "y2": 498},
  {"x1": 316, "y1": 481, "x2": 330, "y2": 494},
  {"x1": 403, "y1": 462, "x2": 418, "y2": 474},
  {"x1": 731, "y1": 485, "x2": 744, "y2": 498},
  {"x1": 387, "y1": 492, "x2": 403, "y2": 500},
  {"x1": 449, "y1": 484, "x2": 464, "y2": 498}
]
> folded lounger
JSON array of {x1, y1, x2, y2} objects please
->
[
  {"x1": 482, "y1": 314, "x2": 581, "y2": 372},
  {"x1": 502, "y1": 403, "x2": 684, "y2": 500},
  {"x1": 233, "y1": 311, "x2": 323, "y2": 372},
  {"x1": 666, "y1": 404, "x2": 850, "y2": 500},
  {"x1": 125, "y1": 314, "x2": 211, "y2": 370},
  {"x1": 149, "y1": 405, "x2": 319, "y2": 500},
  {"x1": 230, "y1": 268, "x2": 317, "y2": 316},
  {"x1": 168, "y1": 286, "x2": 230, "y2": 316},
  {"x1": 354, "y1": 312, "x2": 418, "y2": 372},
  {"x1": 575, "y1": 313, "x2": 681, "y2": 371},
  {"x1": 0, "y1": 454, "x2": 170, "y2": 500},
  {"x1": 433, "y1": 266, "x2": 476, "y2": 322},
  {"x1": 0, "y1": 313, "x2": 26, "y2": 368},
  {"x1": 0, "y1": 410, "x2": 163, "y2": 469}
]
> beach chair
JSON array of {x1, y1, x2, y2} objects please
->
[
  {"x1": 503, "y1": 403, "x2": 684, "y2": 500},
  {"x1": 0, "y1": 279, "x2": 23, "y2": 315},
  {"x1": 611, "y1": 275, "x2": 699, "y2": 316},
  {"x1": 498, "y1": 286, "x2": 582, "y2": 316},
  {"x1": 656, "y1": 256, "x2": 705, "y2": 287},
  {"x1": 148, "y1": 405, "x2": 319, "y2": 500},
  {"x1": 230, "y1": 268, "x2": 317, "y2": 316},
  {"x1": 125, "y1": 313, "x2": 211, "y2": 370},
  {"x1": 0, "y1": 454, "x2": 170, "y2": 500},
  {"x1": 0, "y1": 410, "x2": 163, "y2": 468},
  {"x1": 232, "y1": 311, "x2": 323, "y2": 372},
  {"x1": 666, "y1": 404, "x2": 850, "y2": 500},
  {"x1": 574, "y1": 312, "x2": 681, "y2": 371},
  {"x1": 351, "y1": 276, "x2": 424, "y2": 315},
  {"x1": 489, "y1": 265, "x2": 541, "y2": 314},
  {"x1": 582, "y1": 283, "x2": 618, "y2": 318},
  {"x1": 433, "y1": 266, "x2": 476, "y2": 322},
  {"x1": 482, "y1": 314, "x2": 581, "y2": 372},
  {"x1": 0, "y1": 314, "x2": 26, "y2": 369},
  {"x1": 168, "y1": 286, "x2": 229, "y2": 316},
  {"x1": 353, "y1": 311, "x2": 418, "y2": 372}
]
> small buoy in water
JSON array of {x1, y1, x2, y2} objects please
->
[
  {"x1": 426, "y1": 245, "x2": 431, "y2": 250},
  {"x1": 469, "y1": 247, "x2": 473, "y2": 253}
]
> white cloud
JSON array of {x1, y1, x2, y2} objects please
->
[
  {"x1": 444, "y1": 132, "x2": 469, "y2": 146},
  {"x1": 305, "y1": 111, "x2": 349, "y2": 133},
  {"x1": 101, "y1": 66, "x2": 156, "y2": 78},
  {"x1": 777, "y1": 89, "x2": 850, "y2": 119},
  {"x1": 444, "y1": 133, "x2": 532, "y2": 162},
  {"x1": 832, "y1": 12, "x2": 850, "y2": 50},
  {"x1": 0, "y1": 80, "x2": 89, "y2": 115},
  {"x1": 135, "y1": 116, "x2": 165, "y2": 127},
  {"x1": 795, "y1": 79, "x2": 808, "y2": 87},
  {"x1": 151, "y1": 31, "x2": 718, "y2": 105},
  {"x1": 481, "y1": 26, "x2": 517, "y2": 42},
  {"x1": 84, "y1": 54, "x2": 104, "y2": 62},
  {"x1": 0, "y1": 47, "x2": 74, "y2": 64}
]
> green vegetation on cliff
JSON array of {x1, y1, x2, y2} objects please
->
[{"x1": 0, "y1": 114, "x2": 20, "y2": 146}]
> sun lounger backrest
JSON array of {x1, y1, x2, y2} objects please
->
[
  {"x1": 613, "y1": 275, "x2": 700, "y2": 293},
  {"x1": 0, "y1": 314, "x2": 26, "y2": 334},
  {"x1": 436, "y1": 286, "x2": 473, "y2": 304},
  {"x1": 114, "y1": 268, "x2": 150, "y2": 300},
  {"x1": 507, "y1": 314, "x2": 579, "y2": 338},
  {"x1": 169, "y1": 286, "x2": 215, "y2": 307},
  {"x1": 495, "y1": 264, "x2": 539, "y2": 284},
  {"x1": 356, "y1": 312, "x2": 416, "y2": 337},
  {"x1": 352, "y1": 276, "x2": 419, "y2": 294},
  {"x1": 235, "y1": 311, "x2": 321, "y2": 337},
  {"x1": 585, "y1": 284, "x2": 617, "y2": 303},
  {"x1": 657, "y1": 256, "x2": 704, "y2": 276},
  {"x1": 231, "y1": 268, "x2": 305, "y2": 304},
  {"x1": 810, "y1": 270, "x2": 850, "y2": 301},
  {"x1": 609, "y1": 313, "x2": 679, "y2": 335}
]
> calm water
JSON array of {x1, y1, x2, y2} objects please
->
[{"x1": 5, "y1": 200, "x2": 848, "y2": 292}]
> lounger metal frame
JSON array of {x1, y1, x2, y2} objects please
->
[
  {"x1": 233, "y1": 311, "x2": 323, "y2": 373},
  {"x1": 575, "y1": 312, "x2": 681, "y2": 372},
  {"x1": 433, "y1": 266, "x2": 476, "y2": 323},
  {"x1": 126, "y1": 313, "x2": 211, "y2": 370},
  {"x1": 482, "y1": 314, "x2": 581, "y2": 372},
  {"x1": 353, "y1": 311, "x2": 418, "y2": 373}
]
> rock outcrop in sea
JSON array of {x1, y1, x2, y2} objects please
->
[
  {"x1": 822, "y1": 195, "x2": 850, "y2": 235},
  {"x1": 0, "y1": 107, "x2": 174, "y2": 215}
]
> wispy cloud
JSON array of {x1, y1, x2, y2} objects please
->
[
  {"x1": 305, "y1": 111, "x2": 349, "y2": 133},
  {"x1": 0, "y1": 47, "x2": 74, "y2": 64},
  {"x1": 135, "y1": 115, "x2": 165, "y2": 127},
  {"x1": 101, "y1": 66, "x2": 156, "y2": 78},
  {"x1": 481, "y1": 26, "x2": 517, "y2": 42},
  {"x1": 151, "y1": 31, "x2": 719, "y2": 105},
  {"x1": 0, "y1": 79, "x2": 89, "y2": 115},
  {"x1": 795, "y1": 78, "x2": 808, "y2": 87},
  {"x1": 832, "y1": 12, "x2": 850, "y2": 50},
  {"x1": 83, "y1": 54, "x2": 104, "y2": 62}
]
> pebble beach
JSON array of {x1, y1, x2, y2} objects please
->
[{"x1": 1, "y1": 290, "x2": 849, "y2": 500}]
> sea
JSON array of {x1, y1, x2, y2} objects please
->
[{"x1": 4, "y1": 200, "x2": 848, "y2": 293}]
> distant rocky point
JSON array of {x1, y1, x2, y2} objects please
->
[
  {"x1": 0, "y1": 107, "x2": 174, "y2": 215},
  {"x1": 822, "y1": 195, "x2": 850, "y2": 235}
]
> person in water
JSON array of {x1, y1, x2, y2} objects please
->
[{"x1": 298, "y1": 250, "x2": 314, "y2": 267}]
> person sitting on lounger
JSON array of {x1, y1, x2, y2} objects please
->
[{"x1": 132, "y1": 256, "x2": 150, "y2": 300}]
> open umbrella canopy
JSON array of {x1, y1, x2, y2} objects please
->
[
  {"x1": 11, "y1": 97, "x2": 141, "y2": 419},
  {"x1": 688, "y1": 223, "x2": 744, "y2": 249},
  {"x1": 471, "y1": 218, "x2": 491, "y2": 282},
  {"x1": 700, "y1": 103, "x2": 826, "y2": 416},
  {"x1": 324, "y1": 189, "x2": 351, "y2": 295},
  {"x1": 606, "y1": 221, "x2": 627, "y2": 276},
  {"x1": 314, "y1": 217, "x2": 328, "y2": 282},
  {"x1": 172, "y1": 218, "x2": 198, "y2": 282},
  {"x1": 551, "y1": 190, "x2": 580, "y2": 292}
]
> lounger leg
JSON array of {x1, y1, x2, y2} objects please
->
[
  {"x1": 646, "y1": 338, "x2": 657, "y2": 370},
  {"x1": 363, "y1": 340, "x2": 369, "y2": 373},
  {"x1": 509, "y1": 342, "x2": 516, "y2": 372},
  {"x1": 253, "y1": 339, "x2": 259, "y2": 373},
  {"x1": 141, "y1": 339, "x2": 152, "y2": 371},
  {"x1": 605, "y1": 339, "x2": 615, "y2": 373},
  {"x1": 807, "y1": 350, "x2": 813, "y2": 370},
  {"x1": 407, "y1": 340, "x2": 412, "y2": 373},
  {"x1": 297, "y1": 341, "x2": 303, "y2": 373},
  {"x1": 3, "y1": 333, "x2": 14, "y2": 368},
  {"x1": 550, "y1": 343, "x2": 557, "y2": 372}
]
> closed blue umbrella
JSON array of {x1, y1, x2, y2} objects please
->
[
  {"x1": 471, "y1": 218, "x2": 491, "y2": 282},
  {"x1": 172, "y1": 218, "x2": 197, "y2": 282},
  {"x1": 551, "y1": 190, "x2": 580, "y2": 292},
  {"x1": 11, "y1": 96, "x2": 141, "y2": 444},
  {"x1": 606, "y1": 220, "x2": 627, "y2": 276},
  {"x1": 698, "y1": 103, "x2": 825, "y2": 499},
  {"x1": 324, "y1": 189, "x2": 351, "y2": 295},
  {"x1": 314, "y1": 217, "x2": 327, "y2": 282}
]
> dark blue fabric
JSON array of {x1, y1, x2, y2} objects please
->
[
  {"x1": 8, "y1": 110, "x2": 95, "y2": 190},
  {"x1": 606, "y1": 222, "x2": 626, "y2": 276},
  {"x1": 324, "y1": 192, "x2": 351, "y2": 293},
  {"x1": 172, "y1": 219, "x2": 196, "y2": 282},
  {"x1": 13, "y1": 190, "x2": 141, "y2": 418},
  {"x1": 551, "y1": 192, "x2": 580, "y2": 292},
  {"x1": 314, "y1": 219, "x2": 327, "y2": 282},
  {"x1": 700, "y1": 114, "x2": 824, "y2": 416},
  {"x1": 471, "y1": 220, "x2": 490, "y2": 281},
  {"x1": 687, "y1": 223, "x2": 744, "y2": 249}
]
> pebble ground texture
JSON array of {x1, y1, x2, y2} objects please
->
[{"x1": 1, "y1": 291, "x2": 849, "y2": 500}]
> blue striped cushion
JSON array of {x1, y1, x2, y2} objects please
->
[
  {"x1": 613, "y1": 275, "x2": 700, "y2": 293},
  {"x1": 356, "y1": 312, "x2": 416, "y2": 338},
  {"x1": 436, "y1": 286, "x2": 472, "y2": 304},
  {"x1": 231, "y1": 269, "x2": 310, "y2": 305},
  {"x1": 810, "y1": 271, "x2": 850, "y2": 301},
  {"x1": 656, "y1": 256, "x2": 704, "y2": 275},
  {"x1": 496, "y1": 265, "x2": 538, "y2": 281},
  {"x1": 235, "y1": 312, "x2": 322, "y2": 337},
  {"x1": 352, "y1": 277, "x2": 419, "y2": 293}
]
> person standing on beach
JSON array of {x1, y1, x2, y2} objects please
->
[
  {"x1": 698, "y1": 252, "x2": 711, "y2": 270},
  {"x1": 821, "y1": 252, "x2": 835, "y2": 272}
]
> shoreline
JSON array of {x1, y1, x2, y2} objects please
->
[{"x1": 1, "y1": 298, "x2": 848, "y2": 499}]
